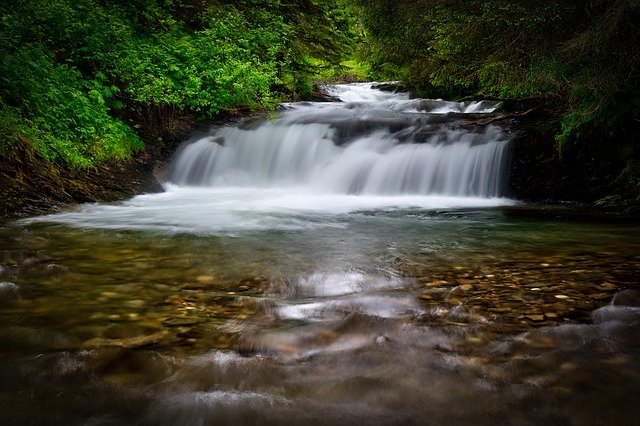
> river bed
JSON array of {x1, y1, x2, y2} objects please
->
[{"x1": 2, "y1": 206, "x2": 639, "y2": 425}]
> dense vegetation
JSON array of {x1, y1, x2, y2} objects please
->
[
  {"x1": 353, "y1": 0, "x2": 640, "y2": 209},
  {"x1": 0, "y1": 0, "x2": 356, "y2": 168}
]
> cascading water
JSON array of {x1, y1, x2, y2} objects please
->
[
  {"x1": 26, "y1": 82, "x2": 515, "y2": 233},
  {"x1": 168, "y1": 83, "x2": 510, "y2": 198}
]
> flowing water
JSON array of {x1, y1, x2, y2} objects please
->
[{"x1": 1, "y1": 83, "x2": 640, "y2": 425}]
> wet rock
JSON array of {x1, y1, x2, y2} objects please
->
[
  {"x1": 371, "y1": 82, "x2": 408, "y2": 93},
  {"x1": 164, "y1": 296, "x2": 187, "y2": 305},
  {"x1": 526, "y1": 314, "x2": 545, "y2": 322},
  {"x1": 0, "y1": 281, "x2": 20, "y2": 301},
  {"x1": 83, "y1": 331, "x2": 168, "y2": 349},
  {"x1": 196, "y1": 275, "x2": 215, "y2": 283},
  {"x1": 103, "y1": 323, "x2": 161, "y2": 340},
  {"x1": 22, "y1": 257, "x2": 41, "y2": 267},
  {"x1": 447, "y1": 297, "x2": 461, "y2": 305},
  {"x1": 124, "y1": 299, "x2": 147, "y2": 309},
  {"x1": 375, "y1": 335, "x2": 389, "y2": 345},
  {"x1": 596, "y1": 282, "x2": 617, "y2": 291},
  {"x1": 422, "y1": 279, "x2": 449, "y2": 287},
  {"x1": 592, "y1": 305, "x2": 640, "y2": 324},
  {"x1": 163, "y1": 317, "x2": 201, "y2": 326},
  {"x1": 611, "y1": 289, "x2": 640, "y2": 307},
  {"x1": 46, "y1": 263, "x2": 68, "y2": 274}
]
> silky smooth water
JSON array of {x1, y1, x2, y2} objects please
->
[{"x1": 1, "y1": 84, "x2": 639, "y2": 425}]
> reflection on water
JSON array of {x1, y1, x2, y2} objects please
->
[{"x1": 1, "y1": 207, "x2": 640, "y2": 424}]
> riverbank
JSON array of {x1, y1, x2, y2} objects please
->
[
  {"x1": 506, "y1": 105, "x2": 640, "y2": 213},
  {"x1": 0, "y1": 104, "x2": 244, "y2": 219},
  {"x1": 0, "y1": 148, "x2": 160, "y2": 219},
  {"x1": 0, "y1": 114, "x2": 180, "y2": 219}
]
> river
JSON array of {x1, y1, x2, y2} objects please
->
[{"x1": 1, "y1": 83, "x2": 639, "y2": 425}]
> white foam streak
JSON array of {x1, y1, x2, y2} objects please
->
[
  {"x1": 275, "y1": 295, "x2": 423, "y2": 321},
  {"x1": 27, "y1": 187, "x2": 514, "y2": 234}
]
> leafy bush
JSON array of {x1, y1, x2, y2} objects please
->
[{"x1": 0, "y1": 0, "x2": 354, "y2": 167}]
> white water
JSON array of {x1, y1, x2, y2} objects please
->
[
  {"x1": 169, "y1": 83, "x2": 508, "y2": 197},
  {"x1": 29, "y1": 83, "x2": 515, "y2": 233}
]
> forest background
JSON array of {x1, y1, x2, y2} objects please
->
[{"x1": 1, "y1": 0, "x2": 639, "y2": 214}]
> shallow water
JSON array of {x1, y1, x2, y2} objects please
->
[
  {"x1": 2, "y1": 207, "x2": 640, "y2": 425},
  {"x1": 2, "y1": 83, "x2": 640, "y2": 425}
]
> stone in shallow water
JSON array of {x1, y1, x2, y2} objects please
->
[
  {"x1": 526, "y1": 314, "x2": 545, "y2": 322},
  {"x1": 0, "y1": 282, "x2": 20, "y2": 301},
  {"x1": 611, "y1": 289, "x2": 640, "y2": 307},
  {"x1": 83, "y1": 331, "x2": 168, "y2": 349},
  {"x1": 46, "y1": 263, "x2": 68, "y2": 274},
  {"x1": 163, "y1": 317, "x2": 201, "y2": 326},
  {"x1": 592, "y1": 305, "x2": 640, "y2": 324},
  {"x1": 124, "y1": 299, "x2": 146, "y2": 309}
]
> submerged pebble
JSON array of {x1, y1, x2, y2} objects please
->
[{"x1": 0, "y1": 281, "x2": 20, "y2": 301}]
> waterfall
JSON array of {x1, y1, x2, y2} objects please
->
[
  {"x1": 27, "y1": 83, "x2": 515, "y2": 234},
  {"x1": 168, "y1": 83, "x2": 510, "y2": 198}
]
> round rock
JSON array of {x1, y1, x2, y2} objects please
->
[
  {"x1": 612, "y1": 289, "x2": 640, "y2": 307},
  {"x1": 0, "y1": 282, "x2": 20, "y2": 301}
]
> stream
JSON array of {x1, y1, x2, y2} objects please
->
[{"x1": 1, "y1": 83, "x2": 639, "y2": 425}]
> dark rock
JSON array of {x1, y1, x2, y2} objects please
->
[
  {"x1": 592, "y1": 305, "x2": 640, "y2": 324},
  {"x1": 371, "y1": 82, "x2": 408, "y2": 93},
  {"x1": 0, "y1": 282, "x2": 20, "y2": 301},
  {"x1": 310, "y1": 83, "x2": 341, "y2": 102},
  {"x1": 612, "y1": 289, "x2": 640, "y2": 307}
]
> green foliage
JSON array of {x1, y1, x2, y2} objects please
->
[
  {"x1": 595, "y1": 160, "x2": 640, "y2": 213},
  {"x1": 354, "y1": 0, "x2": 639, "y2": 130},
  {"x1": 0, "y1": 41, "x2": 142, "y2": 167},
  {"x1": 0, "y1": 0, "x2": 355, "y2": 167}
]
